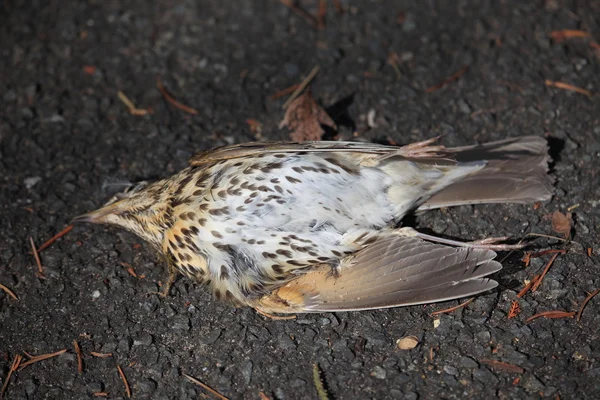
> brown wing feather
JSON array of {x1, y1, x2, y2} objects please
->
[
  {"x1": 188, "y1": 141, "x2": 400, "y2": 166},
  {"x1": 256, "y1": 236, "x2": 501, "y2": 313}
]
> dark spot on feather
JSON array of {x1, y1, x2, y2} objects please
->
[
  {"x1": 286, "y1": 176, "x2": 301, "y2": 184},
  {"x1": 270, "y1": 178, "x2": 280, "y2": 183},
  {"x1": 220, "y1": 265, "x2": 229, "y2": 279},
  {"x1": 198, "y1": 218, "x2": 207, "y2": 226},
  {"x1": 271, "y1": 264, "x2": 284, "y2": 273},
  {"x1": 211, "y1": 230, "x2": 223, "y2": 239},
  {"x1": 217, "y1": 190, "x2": 227, "y2": 199},
  {"x1": 276, "y1": 249, "x2": 292, "y2": 258},
  {"x1": 287, "y1": 260, "x2": 305, "y2": 266}
]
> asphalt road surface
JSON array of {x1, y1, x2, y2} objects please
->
[{"x1": 1, "y1": 1, "x2": 599, "y2": 399}]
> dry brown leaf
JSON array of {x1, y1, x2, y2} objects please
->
[
  {"x1": 396, "y1": 335, "x2": 419, "y2": 350},
  {"x1": 279, "y1": 88, "x2": 336, "y2": 141},
  {"x1": 551, "y1": 211, "x2": 572, "y2": 238}
]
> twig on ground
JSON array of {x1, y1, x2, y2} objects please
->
[
  {"x1": 480, "y1": 359, "x2": 524, "y2": 374},
  {"x1": 531, "y1": 252, "x2": 563, "y2": 291},
  {"x1": 278, "y1": 0, "x2": 317, "y2": 28},
  {"x1": 576, "y1": 289, "x2": 600, "y2": 322},
  {"x1": 29, "y1": 237, "x2": 45, "y2": 277},
  {"x1": 183, "y1": 374, "x2": 229, "y2": 400},
  {"x1": 282, "y1": 66, "x2": 320, "y2": 109},
  {"x1": 431, "y1": 298, "x2": 474, "y2": 316},
  {"x1": 0, "y1": 283, "x2": 18, "y2": 300},
  {"x1": 156, "y1": 78, "x2": 199, "y2": 115},
  {"x1": 19, "y1": 349, "x2": 67, "y2": 370},
  {"x1": 37, "y1": 225, "x2": 74, "y2": 252},
  {"x1": 117, "y1": 91, "x2": 151, "y2": 116},
  {"x1": 0, "y1": 354, "x2": 22, "y2": 399},
  {"x1": 425, "y1": 66, "x2": 468, "y2": 93},
  {"x1": 545, "y1": 80, "x2": 593, "y2": 97},
  {"x1": 526, "y1": 310, "x2": 576, "y2": 323},
  {"x1": 73, "y1": 340, "x2": 83, "y2": 374},
  {"x1": 117, "y1": 365, "x2": 131, "y2": 398}
]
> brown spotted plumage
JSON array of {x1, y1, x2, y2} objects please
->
[{"x1": 74, "y1": 137, "x2": 553, "y2": 313}]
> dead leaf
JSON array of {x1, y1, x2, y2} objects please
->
[
  {"x1": 279, "y1": 88, "x2": 336, "y2": 141},
  {"x1": 396, "y1": 335, "x2": 419, "y2": 350},
  {"x1": 551, "y1": 211, "x2": 572, "y2": 239}
]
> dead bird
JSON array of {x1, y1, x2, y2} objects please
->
[{"x1": 73, "y1": 136, "x2": 552, "y2": 314}]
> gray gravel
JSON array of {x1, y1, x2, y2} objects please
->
[{"x1": 1, "y1": 0, "x2": 600, "y2": 399}]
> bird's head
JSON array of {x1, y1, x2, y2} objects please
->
[{"x1": 73, "y1": 180, "x2": 174, "y2": 248}]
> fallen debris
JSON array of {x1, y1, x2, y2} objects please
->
[
  {"x1": 544, "y1": 80, "x2": 593, "y2": 97},
  {"x1": 117, "y1": 365, "x2": 131, "y2": 398},
  {"x1": 282, "y1": 65, "x2": 320, "y2": 109},
  {"x1": 278, "y1": 0, "x2": 318, "y2": 28},
  {"x1": 279, "y1": 87, "x2": 336, "y2": 141},
  {"x1": 549, "y1": 30, "x2": 590, "y2": 42},
  {"x1": 532, "y1": 251, "x2": 564, "y2": 292},
  {"x1": 0, "y1": 354, "x2": 22, "y2": 399},
  {"x1": 526, "y1": 310, "x2": 576, "y2": 323},
  {"x1": 117, "y1": 91, "x2": 152, "y2": 116},
  {"x1": 183, "y1": 374, "x2": 229, "y2": 400},
  {"x1": 508, "y1": 300, "x2": 521, "y2": 319},
  {"x1": 396, "y1": 336, "x2": 419, "y2": 350},
  {"x1": 480, "y1": 359, "x2": 524, "y2": 374},
  {"x1": 29, "y1": 237, "x2": 45, "y2": 278},
  {"x1": 37, "y1": 225, "x2": 74, "y2": 252},
  {"x1": 73, "y1": 340, "x2": 83, "y2": 374},
  {"x1": 431, "y1": 298, "x2": 474, "y2": 316},
  {"x1": 313, "y1": 363, "x2": 329, "y2": 400},
  {"x1": 19, "y1": 349, "x2": 67, "y2": 370},
  {"x1": 90, "y1": 352, "x2": 113, "y2": 358},
  {"x1": 576, "y1": 288, "x2": 600, "y2": 322},
  {"x1": 517, "y1": 275, "x2": 540, "y2": 298},
  {"x1": 0, "y1": 283, "x2": 18, "y2": 300},
  {"x1": 83, "y1": 65, "x2": 96, "y2": 75},
  {"x1": 551, "y1": 211, "x2": 572, "y2": 239},
  {"x1": 156, "y1": 77, "x2": 199, "y2": 115},
  {"x1": 271, "y1": 84, "x2": 301, "y2": 100},
  {"x1": 425, "y1": 66, "x2": 468, "y2": 93}
]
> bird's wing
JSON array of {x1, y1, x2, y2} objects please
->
[
  {"x1": 189, "y1": 141, "x2": 399, "y2": 166},
  {"x1": 255, "y1": 235, "x2": 501, "y2": 313}
]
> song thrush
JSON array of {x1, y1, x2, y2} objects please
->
[{"x1": 74, "y1": 136, "x2": 553, "y2": 313}]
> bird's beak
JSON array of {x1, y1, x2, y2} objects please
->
[{"x1": 71, "y1": 204, "x2": 120, "y2": 224}]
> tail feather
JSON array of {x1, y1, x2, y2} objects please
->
[{"x1": 418, "y1": 136, "x2": 553, "y2": 211}]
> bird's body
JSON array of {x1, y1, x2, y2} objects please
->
[{"x1": 76, "y1": 137, "x2": 553, "y2": 313}]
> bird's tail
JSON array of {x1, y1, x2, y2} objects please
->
[{"x1": 417, "y1": 136, "x2": 553, "y2": 211}]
